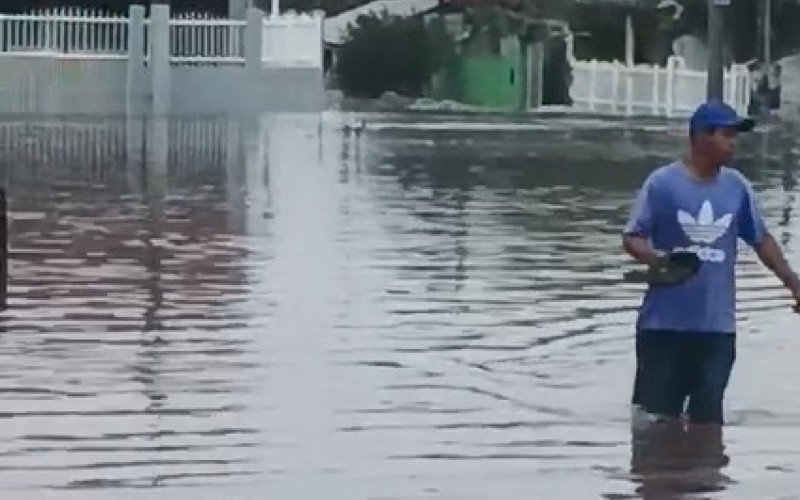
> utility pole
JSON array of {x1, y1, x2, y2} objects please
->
[
  {"x1": 707, "y1": 0, "x2": 726, "y2": 100},
  {"x1": 764, "y1": 0, "x2": 772, "y2": 68}
]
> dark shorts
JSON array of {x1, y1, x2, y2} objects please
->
[{"x1": 632, "y1": 330, "x2": 736, "y2": 424}]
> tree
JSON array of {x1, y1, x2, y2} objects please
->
[
  {"x1": 281, "y1": 0, "x2": 372, "y2": 16},
  {"x1": 280, "y1": 0, "x2": 573, "y2": 18},
  {"x1": 447, "y1": 0, "x2": 573, "y2": 19},
  {"x1": 335, "y1": 12, "x2": 455, "y2": 98}
]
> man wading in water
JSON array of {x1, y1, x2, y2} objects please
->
[{"x1": 623, "y1": 100, "x2": 800, "y2": 426}]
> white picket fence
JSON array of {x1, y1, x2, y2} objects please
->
[
  {"x1": 169, "y1": 12, "x2": 322, "y2": 66},
  {"x1": 569, "y1": 55, "x2": 751, "y2": 118},
  {"x1": 170, "y1": 13, "x2": 246, "y2": 65},
  {"x1": 0, "y1": 7, "x2": 324, "y2": 68},
  {"x1": 0, "y1": 5, "x2": 326, "y2": 115},
  {"x1": 0, "y1": 8, "x2": 129, "y2": 58}
]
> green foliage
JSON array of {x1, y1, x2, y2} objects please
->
[{"x1": 335, "y1": 12, "x2": 456, "y2": 98}]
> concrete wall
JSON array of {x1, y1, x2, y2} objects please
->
[
  {"x1": 0, "y1": 56, "x2": 128, "y2": 115},
  {"x1": 170, "y1": 67, "x2": 248, "y2": 115},
  {"x1": 167, "y1": 66, "x2": 323, "y2": 116}
]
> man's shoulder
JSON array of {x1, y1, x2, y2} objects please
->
[
  {"x1": 720, "y1": 166, "x2": 755, "y2": 189},
  {"x1": 643, "y1": 161, "x2": 681, "y2": 187}
]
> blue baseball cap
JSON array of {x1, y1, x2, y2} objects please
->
[{"x1": 689, "y1": 100, "x2": 755, "y2": 134}]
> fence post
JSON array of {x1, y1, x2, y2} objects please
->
[
  {"x1": 651, "y1": 65, "x2": 659, "y2": 116},
  {"x1": 726, "y1": 66, "x2": 734, "y2": 109},
  {"x1": 611, "y1": 62, "x2": 620, "y2": 115},
  {"x1": 626, "y1": 66, "x2": 634, "y2": 117},
  {"x1": 245, "y1": 8, "x2": 263, "y2": 72},
  {"x1": 242, "y1": 8, "x2": 264, "y2": 115},
  {"x1": 666, "y1": 56, "x2": 675, "y2": 119},
  {"x1": 740, "y1": 66, "x2": 751, "y2": 115},
  {"x1": 127, "y1": 5, "x2": 146, "y2": 115},
  {"x1": 312, "y1": 10, "x2": 325, "y2": 109},
  {"x1": 314, "y1": 10, "x2": 324, "y2": 70},
  {"x1": 126, "y1": 8, "x2": 146, "y2": 182},
  {"x1": 722, "y1": 66, "x2": 728, "y2": 104},
  {"x1": 150, "y1": 4, "x2": 171, "y2": 116}
]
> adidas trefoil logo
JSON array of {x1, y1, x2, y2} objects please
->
[{"x1": 677, "y1": 200, "x2": 732, "y2": 244}]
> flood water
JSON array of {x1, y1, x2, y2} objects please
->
[{"x1": 0, "y1": 112, "x2": 799, "y2": 499}]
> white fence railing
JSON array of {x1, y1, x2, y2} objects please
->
[
  {"x1": 262, "y1": 12, "x2": 323, "y2": 67},
  {"x1": 0, "y1": 8, "x2": 129, "y2": 58},
  {"x1": 0, "y1": 5, "x2": 326, "y2": 115},
  {"x1": 569, "y1": 55, "x2": 751, "y2": 118},
  {"x1": 170, "y1": 13, "x2": 246, "y2": 65},
  {"x1": 0, "y1": 8, "x2": 324, "y2": 69}
]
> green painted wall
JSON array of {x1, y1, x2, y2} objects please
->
[
  {"x1": 433, "y1": 55, "x2": 522, "y2": 110},
  {"x1": 459, "y1": 57, "x2": 520, "y2": 109}
]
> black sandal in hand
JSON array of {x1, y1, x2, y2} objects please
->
[{"x1": 623, "y1": 251, "x2": 701, "y2": 286}]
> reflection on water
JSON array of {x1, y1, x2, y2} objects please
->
[
  {"x1": 630, "y1": 419, "x2": 730, "y2": 498},
  {"x1": 0, "y1": 113, "x2": 799, "y2": 498}
]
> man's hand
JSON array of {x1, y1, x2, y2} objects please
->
[
  {"x1": 623, "y1": 235, "x2": 663, "y2": 267},
  {"x1": 787, "y1": 287, "x2": 800, "y2": 313},
  {"x1": 755, "y1": 233, "x2": 800, "y2": 313}
]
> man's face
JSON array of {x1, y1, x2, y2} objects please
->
[{"x1": 695, "y1": 128, "x2": 738, "y2": 165}]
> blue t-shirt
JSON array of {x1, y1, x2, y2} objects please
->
[{"x1": 624, "y1": 160, "x2": 767, "y2": 334}]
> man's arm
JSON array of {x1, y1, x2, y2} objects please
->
[
  {"x1": 623, "y1": 176, "x2": 659, "y2": 266},
  {"x1": 623, "y1": 235, "x2": 663, "y2": 267},
  {"x1": 755, "y1": 232, "x2": 800, "y2": 308}
]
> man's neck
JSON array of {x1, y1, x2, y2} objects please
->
[{"x1": 685, "y1": 154, "x2": 721, "y2": 181}]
